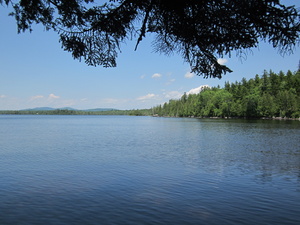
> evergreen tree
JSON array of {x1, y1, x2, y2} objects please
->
[
  {"x1": 1, "y1": 0, "x2": 299, "y2": 78},
  {"x1": 152, "y1": 70, "x2": 300, "y2": 119}
]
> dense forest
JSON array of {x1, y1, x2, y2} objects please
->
[{"x1": 152, "y1": 70, "x2": 300, "y2": 119}]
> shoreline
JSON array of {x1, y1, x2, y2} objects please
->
[
  {"x1": 1, "y1": 112, "x2": 300, "y2": 121},
  {"x1": 153, "y1": 114, "x2": 300, "y2": 121}
]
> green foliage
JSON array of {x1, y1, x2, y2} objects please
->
[
  {"x1": 1, "y1": 0, "x2": 299, "y2": 78},
  {"x1": 152, "y1": 70, "x2": 300, "y2": 119}
]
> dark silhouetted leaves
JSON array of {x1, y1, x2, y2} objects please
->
[{"x1": 1, "y1": 0, "x2": 299, "y2": 78}]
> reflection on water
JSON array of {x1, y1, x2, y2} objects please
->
[{"x1": 0, "y1": 115, "x2": 299, "y2": 224}]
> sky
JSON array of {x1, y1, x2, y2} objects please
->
[{"x1": 0, "y1": 1, "x2": 299, "y2": 110}]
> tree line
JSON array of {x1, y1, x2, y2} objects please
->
[
  {"x1": 1, "y1": 70, "x2": 299, "y2": 119},
  {"x1": 152, "y1": 70, "x2": 300, "y2": 119},
  {"x1": 0, "y1": 109, "x2": 151, "y2": 116}
]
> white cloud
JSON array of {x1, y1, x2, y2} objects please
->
[
  {"x1": 164, "y1": 91, "x2": 182, "y2": 99},
  {"x1": 217, "y1": 58, "x2": 228, "y2": 65},
  {"x1": 184, "y1": 71, "x2": 195, "y2": 79},
  {"x1": 0, "y1": 95, "x2": 6, "y2": 98},
  {"x1": 187, "y1": 85, "x2": 210, "y2": 95},
  {"x1": 137, "y1": 93, "x2": 157, "y2": 101},
  {"x1": 48, "y1": 93, "x2": 60, "y2": 100},
  {"x1": 30, "y1": 95, "x2": 44, "y2": 101},
  {"x1": 140, "y1": 74, "x2": 146, "y2": 79},
  {"x1": 152, "y1": 73, "x2": 162, "y2": 78},
  {"x1": 166, "y1": 78, "x2": 176, "y2": 85}
]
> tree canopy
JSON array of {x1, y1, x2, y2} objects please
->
[
  {"x1": 152, "y1": 70, "x2": 300, "y2": 118},
  {"x1": 1, "y1": 0, "x2": 300, "y2": 78}
]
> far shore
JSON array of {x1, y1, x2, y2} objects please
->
[
  {"x1": 1, "y1": 110, "x2": 300, "y2": 121},
  {"x1": 153, "y1": 114, "x2": 300, "y2": 121}
]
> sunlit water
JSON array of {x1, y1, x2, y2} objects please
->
[{"x1": 0, "y1": 115, "x2": 300, "y2": 225}]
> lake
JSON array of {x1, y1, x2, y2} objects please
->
[{"x1": 0, "y1": 115, "x2": 300, "y2": 225}]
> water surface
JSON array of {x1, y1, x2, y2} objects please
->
[{"x1": 0, "y1": 115, "x2": 299, "y2": 224}]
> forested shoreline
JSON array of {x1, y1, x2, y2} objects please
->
[
  {"x1": 1, "y1": 70, "x2": 300, "y2": 119},
  {"x1": 152, "y1": 70, "x2": 300, "y2": 119},
  {"x1": 0, "y1": 109, "x2": 151, "y2": 116}
]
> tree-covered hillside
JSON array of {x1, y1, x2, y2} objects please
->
[{"x1": 152, "y1": 70, "x2": 300, "y2": 119}]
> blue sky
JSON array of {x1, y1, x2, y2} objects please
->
[{"x1": 0, "y1": 1, "x2": 299, "y2": 110}]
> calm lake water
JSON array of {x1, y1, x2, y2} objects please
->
[{"x1": 0, "y1": 115, "x2": 300, "y2": 225}]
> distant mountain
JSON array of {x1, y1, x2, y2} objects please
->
[{"x1": 21, "y1": 107, "x2": 118, "y2": 111}]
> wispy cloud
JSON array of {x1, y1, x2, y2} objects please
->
[
  {"x1": 166, "y1": 78, "x2": 176, "y2": 85},
  {"x1": 164, "y1": 91, "x2": 182, "y2": 99},
  {"x1": 217, "y1": 58, "x2": 228, "y2": 65},
  {"x1": 152, "y1": 73, "x2": 162, "y2": 79},
  {"x1": 48, "y1": 93, "x2": 60, "y2": 100},
  {"x1": 184, "y1": 71, "x2": 195, "y2": 79},
  {"x1": 28, "y1": 93, "x2": 77, "y2": 109},
  {"x1": 187, "y1": 85, "x2": 210, "y2": 95},
  {"x1": 30, "y1": 95, "x2": 44, "y2": 101},
  {"x1": 137, "y1": 93, "x2": 157, "y2": 101},
  {"x1": 0, "y1": 95, "x2": 6, "y2": 98}
]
